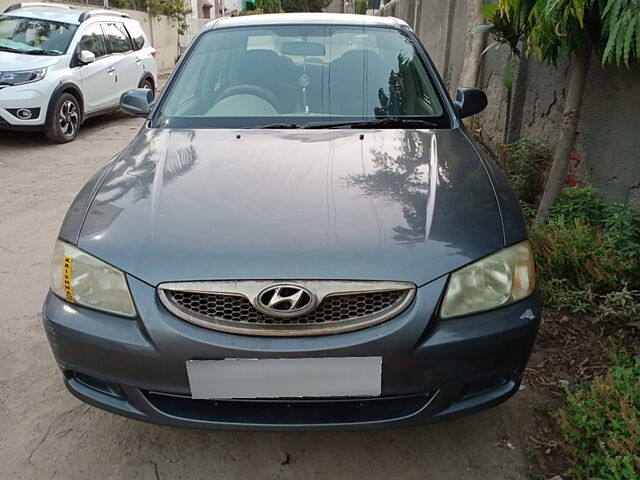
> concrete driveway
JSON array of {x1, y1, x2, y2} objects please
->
[{"x1": 0, "y1": 114, "x2": 531, "y2": 480}]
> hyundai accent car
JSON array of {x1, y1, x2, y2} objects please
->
[
  {"x1": 43, "y1": 13, "x2": 540, "y2": 430},
  {"x1": 0, "y1": 3, "x2": 157, "y2": 142}
]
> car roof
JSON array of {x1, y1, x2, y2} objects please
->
[
  {"x1": 3, "y1": 5, "x2": 81, "y2": 24},
  {"x1": 2, "y1": 4, "x2": 133, "y2": 25},
  {"x1": 207, "y1": 13, "x2": 409, "y2": 31}
]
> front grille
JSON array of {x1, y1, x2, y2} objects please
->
[{"x1": 158, "y1": 280, "x2": 415, "y2": 336}]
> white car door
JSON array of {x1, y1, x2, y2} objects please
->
[
  {"x1": 75, "y1": 24, "x2": 118, "y2": 113},
  {"x1": 102, "y1": 22, "x2": 142, "y2": 97},
  {"x1": 124, "y1": 21, "x2": 158, "y2": 82}
]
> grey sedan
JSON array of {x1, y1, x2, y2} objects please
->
[{"x1": 44, "y1": 13, "x2": 539, "y2": 430}]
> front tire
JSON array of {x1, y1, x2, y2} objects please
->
[{"x1": 45, "y1": 93, "x2": 81, "y2": 143}]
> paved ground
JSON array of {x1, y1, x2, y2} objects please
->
[{"x1": 0, "y1": 113, "x2": 533, "y2": 480}]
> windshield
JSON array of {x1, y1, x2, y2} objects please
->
[
  {"x1": 0, "y1": 15, "x2": 77, "y2": 55},
  {"x1": 157, "y1": 25, "x2": 449, "y2": 128}
]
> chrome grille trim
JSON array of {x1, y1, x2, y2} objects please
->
[{"x1": 157, "y1": 280, "x2": 416, "y2": 336}]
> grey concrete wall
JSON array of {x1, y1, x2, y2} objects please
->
[
  {"x1": 378, "y1": 0, "x2": 640, "y2": 207},
  {"x1": 577, "y1": 62, "x2": 640, "y2": 205}
]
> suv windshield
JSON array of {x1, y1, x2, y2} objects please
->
[
  {"x1": 0, "y1": 15, "x2": 77, "y2": 55},
  {"x1": 157, "y1": 25, "x2": 449, "y2": 128}
]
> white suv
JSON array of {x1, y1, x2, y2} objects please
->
[{"x1": 0, "y1": 2, "x2": 157, "y2": 142}]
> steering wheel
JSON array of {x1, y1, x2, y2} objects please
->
[{"x1": 214, "y1": 85, "x2": 280, "y2": 112}]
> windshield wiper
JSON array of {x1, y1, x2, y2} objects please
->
[
  {"x1": 0, "y1": 45, "x2": 57, "y2": 55},
  {"x1": 255, "y1": 123, "x2": 301, "y2": 129},
  {"x1": 23, "y1": 49, "x2": 58, "y2": 55},
  {"x1": 0, "y1": 46, "x2": 24, "y2": 54},
  {"x1": 302, "y1": 117, "x2": 440, "y2": 129},
  {"x1": 249, "y1": 117, "x2": 439, "y2": 130}
]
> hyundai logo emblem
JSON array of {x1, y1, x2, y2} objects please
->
[{"x1": 255, "y1": 284, "x2": 316, "y2": 318}]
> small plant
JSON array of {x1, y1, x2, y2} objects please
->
[
  {"x1": 256, "y1": 0, "x2": 281, "y2": 13},
  {"x1": 238, "y1": 7, "x2": 265, "y2": 15},
  {"x1": 502, "y1": 138, "x2": 550, "y2": 206},
  {"x1": 558, "y1": 349, "x2": 640, "y2": 480},
  {"x1": 597, "y1": 286, "x2": 640, "y2": 323},
  {"x1": 549, "y1": 186, "x2": 605, "y2": 224},
  {"x1": 281, "y1": 0, "x2": 331, "y2": 12}
]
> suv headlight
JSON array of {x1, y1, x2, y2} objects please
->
[
  {"x1": 50, "y1": 240, "x2": 136, "y2": 317},
  {"x1": 440, "y1": 241, "x2": 535, "y2": 319},
  {"x1": 0, "y1": 68, "x2": 47, "y2": 86}
]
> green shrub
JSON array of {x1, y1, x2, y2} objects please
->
[
  {"x1": 238, "y1": 7, "x2": 265, "y2": 14},
  {"x1": 281, "y1": 0, "x2": 331, "y2": 12},
  {"x1": 355, "y1": 0, "x2": 367, "y2": 14},
  {"x1": 255, "y1": 0, "x2": 282, "y2": 13},
  {"x1": 558, "y1": 351, "x2": 640, "y2": 480},
  {"x1": 550, "y1": 186, "x2": 605, "y2": 224},
  {"x1": 111, "y1": 0, "x2": 191, "y2": 34},
  {"x1": 256, "y1": 0, "x2": 281, "y2": 13},
  {"x1": 503, "y1": 139, "x2": 550, "y2": 206},
  {"x1": 601, "y1": 203, "x2": 640, "y2": 262},
  {"x1": 530, "y1": 187, "x2": 640, "y2": 318},
  {"x1": 550, "y1": 188, "x2": 640, "y2": 257},
  {"x1": 531, "y1": 216, "x2": 629, "y2": 294}
]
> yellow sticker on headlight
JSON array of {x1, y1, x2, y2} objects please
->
[{"x1": 63, "y1": 256, "x2": 75, "y2": 303}]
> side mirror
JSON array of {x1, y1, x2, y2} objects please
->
[
  {"x1": 120, "y1": 88, "x2": 154, "y2": 117},
  {"x1": 79, "y1": 50, "x2": 96, "y2": 64},
  {"x1": 454, "y1": 88, "x2": 488, "y2": 119}
]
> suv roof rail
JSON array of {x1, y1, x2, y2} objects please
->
[
  {"x1": 78, "y1": 9, "x2": 130, "y2": 22},
  {"x1": 4, "y1": 2, "x2": 74, "y2": 13}
]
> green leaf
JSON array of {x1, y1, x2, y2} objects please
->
[
  {"x1": 481, "y1": 41, "x2": 501, "y2": 56},
  {"x1": 572, "y1": 0, "x2": 585, "y2": 27},
  {"x1": 481, "y1": 3, "x2": 499, "y2": 21},
  {"x1": 602, "y1": 0, "x2": 619, "y2": 20},
  {"x1": 470, "y1": 24, "x2": 496, "y2": 35},
  {"x1": 616, "y1": 15, "x2": 628, "y2": 65},
  {"x1": 602, "y1": 16, "x2": 623, "y2": 65},
  {"x1": 623, "y1": 15, "x2": 636, "y2": 67},
  {"x1": 636, "y1": 16, "x2": 640, "y2": 56},
  {"x1": 502, "y1": 54, "x2": 519, "y2": 89}
]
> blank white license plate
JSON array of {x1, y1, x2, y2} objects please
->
[{"x1": 186, "y1": 357, "x2": 382, "y2": 399}]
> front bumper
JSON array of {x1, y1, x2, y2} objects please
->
[
  {"x1": 0, "y1": 82, "x2": 52, "y2": 129},
  {"x1": 43, "y1": 275, "x2": 540, "y2": 431}
]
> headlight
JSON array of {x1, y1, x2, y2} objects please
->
[
  {"x1": 440, "y1": 241, "x2": 535, "y2": 319},
  {"x1": 50, "y1": 240, "x2": 136, "y2": 317},
  {"x1": 0, "y1": 68, "x2": 47, "y2": 86}
]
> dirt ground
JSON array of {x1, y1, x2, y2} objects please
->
[{"x1": 0, "y1": 112, "x2": 540, "y2": 480}]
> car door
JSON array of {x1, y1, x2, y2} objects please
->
[
  {"x1": 76, "y1": 24, "x2": 118, "y2": 113},
  {"x1": 102, "y1": 22, "x2": 141, "y2": 97},
  {"x1": 124, "y1": 21, "x2": 158, "y2": 81}
]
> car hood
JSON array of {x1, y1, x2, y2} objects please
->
[
  {"x1": 78, "y1": 128, "x2": 504, "y2": 287},
  {"x1": 0, "y1": 51, "x2": 61, "y2": 70}
]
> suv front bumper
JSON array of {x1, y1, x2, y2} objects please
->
[
  {"x1": 0, "y1": 81, "x2": 54, "y2": 130},
  {"x1": 43, "y1": 275, "x2": 540, "y2": 431}
]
